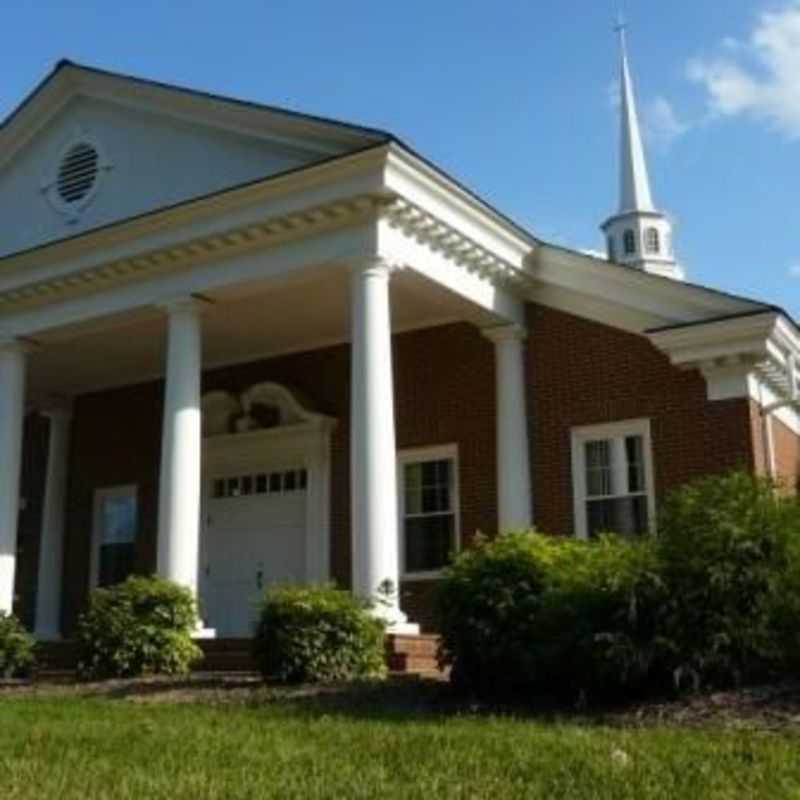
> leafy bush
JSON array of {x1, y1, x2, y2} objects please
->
[
  {"x1": 655, "y1": 471, "x2": 800, "y2": 689},
  {"x1": 254, "y1": 586, "x2": 386, "y2": 683},
  {"x1": 437, "y1": 471, "x2": 800, "y2": 703},
  {"x1": 0, "y1": 612, "x2": 36, "y2": 678},
  {"x1": 436, "y1": 532, "x2": 663, "y2": 701},
  {"x1": 78, "y1": 576, "x2": 202, "y2": 679}
]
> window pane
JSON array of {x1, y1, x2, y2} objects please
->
[
  {"x1": 586, "y1": 496, "x2": 648, "y2": 538},
  {"x1": 404, "y1": 463, "x2": 423, "y2": 514},
  {"x1": 625, "y1": 435, "x2": 646, "y2": 493},
  {"x1": 101, "y1": 495, "x2": 137, "y2": 544},
  {"x1": 406, "y1": 459, "x2": 452, "y2": 514},
  {"x1": 585, "y1": 440, "x2": 612, "y2": 497},
  {"x1": 98, "y1": 542, "x2": 136, "y2": 588},
  {"x1": 405, "y1": 514, "x2": 455, "y2": 573}
]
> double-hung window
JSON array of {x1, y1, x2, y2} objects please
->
[
  {"x1": 398, "y1": 445, "x2": 459, "y2": 577},
  {"x1": 571, "y1": 420, "x2": 655, "y2": 539},
  {"x1": 92, "y1": 485, "x2": 138, "y2": 587}
]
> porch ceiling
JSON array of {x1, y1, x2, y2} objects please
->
[{"x1": 26, "y1": 264, "x2": 496, "y2": 404}]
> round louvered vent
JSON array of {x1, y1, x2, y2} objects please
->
[{"x1": 56, "y1": 142, "x2": 99, "y2": 204}]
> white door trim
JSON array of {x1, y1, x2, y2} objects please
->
[{"x1": 202, "y1": 420, "x2": 335, "y2": 587}]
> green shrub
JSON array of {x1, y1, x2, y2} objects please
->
[
  {"x1": 436, "y1": 532, "x2": 663, "y2": 701},
  {"x1": 254, "y1": 586, "x2": 386, "y2": 683},
  {"x1": 0, "y1": 612, "x2": 36, "y2": 678},
  {"x1": 655, "y1": 471, "x2": 800, "y2": 689},
  {"x1": 78, "y1": 576, "x2": 202, "y2": 679},
  {"x1": 437, "y1": 472, "x2": 800, "y2": 703}
]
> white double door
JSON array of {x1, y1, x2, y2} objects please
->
[{"x1": 201, "y1": 473, "x2": 307, "y2": 637}]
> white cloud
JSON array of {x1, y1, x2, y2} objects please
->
[
  {"x1": 605, "y1": 81, "x2": 690, "y2": 147},
  {"x1": 789, "y1": 263, "x2": 800, "y2": 277},
  {"x1": 580, "y1": 248, "x2": 608, "y2": 261},
  {"x1": 644, "y1": 96, "x2": 691, "y2": 146},
  {"x1": 687, "y1": 1, "x2": 800, "y2": 138}
]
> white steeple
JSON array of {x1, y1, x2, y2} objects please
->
[
  {"x1": 602, "y1": 21, "x2": 684, "y2": 281},
  {"x1": 618, "y1": 26, "x2": 654, "y2": 213}
]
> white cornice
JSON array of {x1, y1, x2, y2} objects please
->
[
  {"x1": 0, "y1": 193, "x2": 387, "y2": 313},
  {"x1": 382, "y1": 144, "x2": 535, "y2": 266},
  {"x1": 648, "y1": 311, "x2": 800, "y2": 403},
  {"x1": 380, "y1": 197, "x2": 532, "y2": 290}
]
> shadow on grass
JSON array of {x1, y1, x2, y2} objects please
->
[{"x1": 9, "y1": 673, "x2": 800, "y2": 730}]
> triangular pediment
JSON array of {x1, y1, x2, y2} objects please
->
[{"x1": 0, "y1": 61, "x2": 388, "y2": 257}]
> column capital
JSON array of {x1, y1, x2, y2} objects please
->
[
  {"x1": 350, "y1": 256, "x2": 403, "y2": 279},
  {"x1": 0, "y1": 336, "x2": 36, "y2": 356},
  {"x1": 40, "y1": 397, "x2": 74, "y2": 421},
  {"x1": 157, "y1": 295, "x2": 213, "y2": 316},
  {"x1": 481, "y1": 323, "x2": 527, "y2": 344}
]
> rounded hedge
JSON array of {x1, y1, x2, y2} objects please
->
[
  {"x1": 78, "y1": 576, "x2": 202, "y2": 679},
  {"x1": 254, "y1": 586, "x2": 386, "y2": 683},
  {"x1": 435, "y1": 532, "x2": 662, "y2": 701},
  {"x1": 0, "y1": 612, "x2": 36, "y2": 678}
]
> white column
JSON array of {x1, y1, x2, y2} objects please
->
[
  {"x1": 483, "y1": 325, "x2": 533, "y2": 531},
  {"x1": 35, "y1": 405, "x2": 72, "y2": 639},
  {"x1": 0, "y1": 340, "x2": 27, "y2": 616},
  {"x1": 350, "y1": 259, "x2": 415, "y2": 631},
  {"x1": 157, "y1": 298, "x2": 204, "y2": 596}
]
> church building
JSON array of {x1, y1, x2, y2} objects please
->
[{"x1": 1, "y1": 38, "x2": 798, "y2": 642}]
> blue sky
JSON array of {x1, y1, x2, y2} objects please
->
[{"x1": 2, "y1": 0, "x2": 799, "y2": 316}]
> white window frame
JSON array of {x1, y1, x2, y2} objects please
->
[
  {"x1": 570, "y1": 419, "x2": 656, "y2": 540},
  {"x1": 90, "y1": 484, "x2": 138, "y2": 589},
  {"x1": 397, "y1": 444, "x2": 461, "y2": 580}
]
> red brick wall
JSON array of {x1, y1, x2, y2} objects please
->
[
  {"x1": 752, "y1": 402, "x2": 800, "y2": 491},
  {"x1": 527, "y1": 304, "x2": 757, "y2": 535},
  {"x1": 53, "y1": 322, "x2": 496, "y2": 633},
  {"x1": 772, "y1": 416, "x2": 800, "y2": 491}
]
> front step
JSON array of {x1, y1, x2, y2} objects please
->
[
  {"x1": 36, "y1": 634, "x2": 443, "y2": 677},
  {"x1": 385, "y1": 634, "x2": 441, "y2": 675}
]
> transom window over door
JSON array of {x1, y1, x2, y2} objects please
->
[
  {"x1": 92, "y1": 485, "x2": 138, "y2": 587},
  {"x1": 399, "y1": 445, "x2": 460, "y2": 577},
  {"x1": 571, "y1": 420, "x2": 655, "y2": 539}
]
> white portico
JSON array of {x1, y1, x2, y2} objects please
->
[{"x1": 0, "y1": 61, "x2": 536, "y2": 636}]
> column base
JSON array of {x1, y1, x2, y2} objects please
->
[
  {"x1": 370, "y1": 603, "x2": 420, "y2": 635},
  {"x1": 192, "y1": 626, "x2": 217, "y2": 640},
  {"x1": 385, "y1": 621, "x2": 421, "y2": 635}
]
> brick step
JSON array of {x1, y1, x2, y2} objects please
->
[
  {"x1": 385, "y1": 634, "x2": 442, "y2": 675},
  {"x1": 387, "y1": 653, "x2": 440, "y2": 673},
  {"x1": 386, "y1": 637, "x2": 439, "y2": 657},
  {"x1": 31, "y1": 635, "x2": 445, "y2": 677}
]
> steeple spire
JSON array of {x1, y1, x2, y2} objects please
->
[
  {"x1": 601, "y1": 20, "x2": 685, "y2": 281},
  {"x1": 616, "y1": 19, "x2": 654, "y2": 213}
]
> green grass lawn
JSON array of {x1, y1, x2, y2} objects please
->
[{"x1": 2, "y1": 684, "x2": 800, "y2": 799}]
